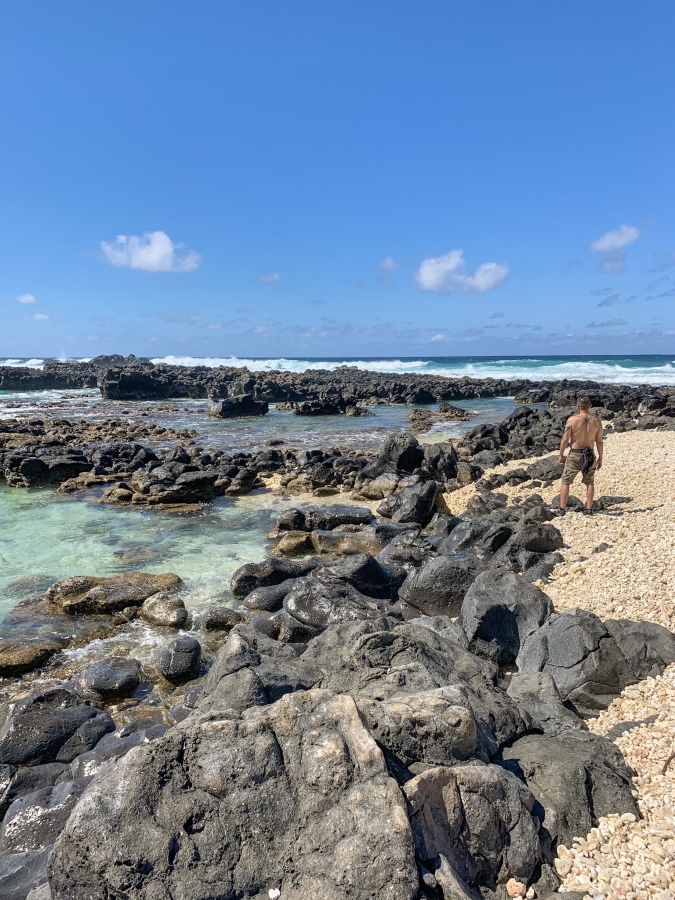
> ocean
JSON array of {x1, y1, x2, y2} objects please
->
[{"x1": 2, "y1": 354, "x2": 675, "y2": 386}]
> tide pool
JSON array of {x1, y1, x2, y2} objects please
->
[{"x1": 0, "y1": 484, "x2": 301, "y2": 619}]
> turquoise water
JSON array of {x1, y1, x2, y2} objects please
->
[
  {"x1": 0, "y1": 484, "x2": 301, "y2": 619},
  {"x1": 0, "y1": 388, "x2": 521, "y2": 624}
]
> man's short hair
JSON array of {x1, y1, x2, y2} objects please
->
[{"x1": 577, "y1": 397, "x2": 592, "y2": 410}]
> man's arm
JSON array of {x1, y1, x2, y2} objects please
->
[
  {"x1": 558, "y1": 420, "x2": 572, "y2": 464},
  {"x1": 595, "y1": 421, "x2": 603, "y2": 470}
]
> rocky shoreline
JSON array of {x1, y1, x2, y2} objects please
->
[{"x1": 0, "y1": 388, "x2": 674, "y2": 899}]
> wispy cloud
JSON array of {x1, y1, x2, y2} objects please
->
[
  {"x1": 101, "y1": 231, "x2": 201, "y2": 273},
  {"x1": 430, "y1": 334, "x2": 447, "y2": 342},
  {"x1": 488, "y1": 311, "x2": 504, "y2": 319},
  {"x1": 379, "y1": 256, "x2": 398, "y2": 272},
  {"x1": 258, "y1": 272, "x2": 281, "y2": 283},
  {"x1": 29, "y1": 312, "x2": 49, "y2": 321},
  {"x1": 649, "y1": 249, "x2": 675, "y2": 272},
  {"x1": 415, "y1": 249, "x2": 508, "y2": 294},
  {"x1": 590, "y1": 224, "x2": 639, "y2": 275},
  {"x1": 596, "y1": 293, "x2": 621, "y2": 308},
  {"x1": 16, "y1": 293, "x2": 36, "y2": 305},
  {"x1": 586, "y1": 318, "x2": 627, "y2": 327}
]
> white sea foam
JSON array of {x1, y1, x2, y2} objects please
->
[
  {"x1": 148, "y1": 355, "x2": 675, "y2": 386},
  {"x1": 3, "y1": 355, "x2": 675, "y2": 385}
]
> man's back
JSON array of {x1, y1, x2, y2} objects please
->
[{"x1": 566, "y1": 412, "x2": 601, "y2": 449}]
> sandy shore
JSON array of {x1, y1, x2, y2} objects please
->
[{"x1": 446, "y1": 431, "x2": 675, "y2": 898}]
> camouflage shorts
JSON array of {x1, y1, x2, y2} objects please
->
[{"x1": 562, "y1": 451, "x2": 596, "y2": 486}]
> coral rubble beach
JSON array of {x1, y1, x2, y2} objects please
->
[{"x1": 0, "y1": 363, "x2": 674, "y2": 899}]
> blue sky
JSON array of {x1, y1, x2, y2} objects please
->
[{"x1": 1, "y1": 1, "x2": 674, "y2": 359}]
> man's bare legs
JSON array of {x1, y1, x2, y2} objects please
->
[
  {"x1": 586, "y1": 482, "x2": 594, "y2": 510},
  {"x1": 559, "y1": 482, "x2": 570, "y2": 511}
]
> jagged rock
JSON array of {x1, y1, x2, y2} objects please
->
[
  {"x1": 404, "y1": 764, "x2": 542, "y2": 891},
  {"x1": 207, "y1": 394, "x2": 269, "y2": 417},
  {"x1": 0, "y1": 780, "x2": 90, "y2": 855},
  {"x1": 459, "y1": 571, "x2": 553, "y2": 664},
  {"x1": 500, "y1": 731, "x2": 639, "y2": 848},
  {"x1": 377, "y1": 480, "x2": 438, "y2": 527},
  {"x1": 273, "y1": 531, "x2": 315, "y2": 556},
  {"x1": 362, "y1": 431, "x2": 425, "y2": 477},
  {"x1": 0, "y1": 689, "x2": 114, "y2": 767},
  {"x1": 317, "y1": 553, "x2": 403, "y2": 598},
  {"x1": 196, "y1": 628, "x2": 319, "y2": 714},
  {"x1": 356, "y1": 686, "x2": 480, "y2": 774},
  {"x1": 506, "y1": 673, "x2": 586, "y2": 734},
  {"x1": 48, "y1": 690, "x2": 419, "y2": 900},
  {"x1": 230, "y1": 557, "x2": 320, "y2": 598},
  {"x1": 157, "y1": 636, "x2": 201, "y2": 683},
  {"x1": 282, "y1": 575, "x2": 396, "y2": 635},
  {"x1": 517, "y1": 609, "x2": 675, "y2": 716},
  {"x1": 303, "y1": 618, "x2": 530, "y2": 757},
  {"x1": 304, "y1": 505, "x2": 372, "y2": 531},
  {"x1": 353, "y1": 472, "x2": 399, "y2": 500},
  {"x1": 275, "y1": 508, "x2": 306, "y2": 531},
  {"x1": 398, "y1": 555, "x2": 485, "y2": 618}
]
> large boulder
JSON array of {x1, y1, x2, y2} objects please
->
[
  {"x1": 0, "y1": 779, "x2": 90, "y2": 855},
  {"x1": 196, "y1": 628, "x2": 319, "y2": 714},
  {"x1": 304, "y1": 505, "x2": 372, "y2": 531},
  {"x1": 459, "y1": 570, "x2": 554, "y2": 664},
  {"x1": 303, "y1": 618, "x2": 531, "y2": 758},
  {"x1": 398, "y1": 555, "x2": 484, "y2": 618},
  {"x1": 317, "y1": 553, "x2": 403, "y2": 598},
  {"x1": 230, "y1": 557, "x2": 320, "y2": 598},
  {"x1": 517, "y1": 609, "x2": 675, "y2": 716},
  {"x1": 0, "y1": 689, "x2": 114, "y2": 767},
  {"x1": 48, "y1": 690, "x2": 419, "y2": 900},
  {"x1": 362, "y1": 431, "x2": 424, "y2": 476},
  {"x1": 356, "y1": 686, "x2": 480, "y2": 775},
  {"x1": 377, "y1": 480, "x2": 438, "y2": 527},
  {"x1": 507, "y1": 673, "x2": 586, "y2": 734},
  {"x1": 282, "y1": 574, "x2": 396, "y2": 637},
  {"x1": 500, "y1": 731, "x2": 639, "y2": 849},
  {"x1": 157, "y1": 636, "x2": 201, "y2": 683},
  {"x1": 404, "y1": 764, "x2": 542, "y2": 892},
  {"x1": 207, "y1": 394, "x2": 269, "y2": 417},
  {"x1": 46, "y1": 572, "x2": 182, "y2": 615}
]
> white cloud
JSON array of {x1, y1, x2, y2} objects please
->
[
  {"x1": 590, "y1": 225, "x2": 640, "y2": 275},
  {"x1": 258, "y1": 272, "x2": 281, "y2": 283},
  {"x1": 16, "y1": 293, "x2": 36, "y2": 304},
  {"x1": 430, "y1": 334, "x2": 447, "y2": 342},
  {"x1": 101, "y1": 231, "x2": 201, "y2": 273},
  {"x1": 415, "y1": 249, "x2": 508, "y2": 295},
  {"x1": 379, "y1": 256, "x2": 398, "y2": 271},
  {"x1": 590, "y1": 224, "x2": 640, "y2": 253},
  {"x1": 31, "y1": 312, "x2": 49, "y2": 321}
]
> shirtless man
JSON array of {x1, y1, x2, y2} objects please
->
[{"x1": 555, "y1": 397, "x2": 603, "y2": 516}]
